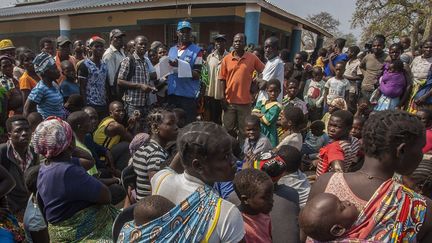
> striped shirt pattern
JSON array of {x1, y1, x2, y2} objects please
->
[
  {"x1": 28, "y1": 81, "x2": 65, "y2": 119},
  {"x1": 317, "y1": 136, "x2": 360, "y2": 176},
  {"x1": 132, "y1": 139, "x2": 168, "y2": 199}
]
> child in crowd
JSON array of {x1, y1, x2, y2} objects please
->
[
  {"x1": 283, "y1": 79, "x2": 308, "y2": 115},
  {"x1": 316, "y1": 110, "x2": 360, "y2": 176},
  {"x1": 233, "y1": 169, "x2": 274, "y2": 243},
  {"x1": 354, "y1": 97, "x2": 371, "y2": 119},
  {"x1": 243, "y1": 115, "x2": 272, "y2": 159},
  {"x1": 302, "y1": 120, "x2": 329, "y2": 160},
  {"x1": 324, "y1": 62, "x2": 350, "y2": 111},
  {"x1": 18, "y1": 50, "x2": 38, "y2": 101},
  {"x1": 173, "y1": 108, "x2": 187, "y2": 129},
  {"x1": 373, "y1": 59, "x2": 407, "y2": 111},
  {"x1": 23, "y1": 165, "x2": 48, "y2": 243},
  {"x1": 303, "y1": 67, "x2": 326, "y2": 121},
  {"x1": 59, "y1": 60, "x2": 80, "y2": 101},
  {"x1": 299, "y1": 193, "x2": 359, "y2": 242},
  {"x1": 343, "y1": 46, "x2": 362, "y2": 111},
  {"x1": 416, "y1": 109, "x2": 432, "y2": 154},
  {"x1": 350, "y1": 116, "x2": 365, "y2": 140},
  {"x1": 252, "y1": 79, "x2": 282, "y2": 147},
  {"x1": 131, "y1": 108, "x2": 178, "y2": 200},
  {"x1": 277, "y1": 145, "x2": 311, "y2": 208},
  {"x1": 314, "y1": 48, "x2": 327, "y2": 70},
  {"x1": 133, "y1": 195, "x2": 175, "y2": 226},
  {"x1": 321, "y1": 97, "x2": 347, "y2": 131},
  {"x1": 277, "y1": 106, "x2": 304, "y2": 151}
]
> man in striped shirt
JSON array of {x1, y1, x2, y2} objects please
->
[{"x1": 316, "y1": 110, "x2": 360, "y2": 176}]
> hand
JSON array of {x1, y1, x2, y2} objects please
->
[
  {"x1": 252, "y1": 112, "x2": 263, "y2": 118},
  {"x1": 169, "y1": 59, "x2": 178, "y2": 67},
  {"x1": 140, "y1": 84, "x2": 158, "y2": 93},
  {"x1": 329, "y1": 52, "x2": 337, "y2": 60}
]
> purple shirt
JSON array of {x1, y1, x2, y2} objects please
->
[{"x1": 37, "y1": 161, "x2": 103, "y2": 223}]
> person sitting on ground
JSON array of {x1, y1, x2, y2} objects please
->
[
  {"x1": 18, "y1": 49, "x2": 38, "y2": 102},
  {"x1": 23, "y1": 52, "x2": 65, "y2": 119},
  {"x1": 300, "y1": 193, "x2": 358, "y2": 242},
  {"x1": 277, "y1": 106, "x2": 305, "y2": 151},
  {"x1": 34, "y1": 117, "x2": 118, "y2": 242},
  {"x1": 64, "y1": 94, "x2": 84, "y2": 115},
  {"x1": 316, "y1": 110, "x2": 360, "y2": 176},
  {"x1": 26, "y1": 112, "x2": 42, "y2": 134},
  {"x1": 252, "y1": 79, "x2": 283, "y2": 147},
  {"x1": 243, "y1": 114, "x2": 272, "y2": 161},
  {"x1": 233, "y1": 168, "x2": 274, "y2": 243},
  {"x1": 0, "y1": 165, "x2": 25, "y2": 243},
  {"x1": 417, "y1": 108, "x2": 432, "y2": 154},
  {"x1": 119, "y1": 195, "x2": 175, "y2": 241},
  {"x1": 132, "y1": 108, "x2": 178, "y2": 200},
  {"x1": 302, "y1": 120, "x2": 329, "y2": 160},
  {"x1": 173, "y1": 108, "x2": 187, "y2": 128},
  {"x1": 308, "y1": 110, "x2": 432, "y2": 242},
  {"x1": 277, "y1": 145, "x2": 311, "y2": 207},
  {"x1": 23, "y1": 165, "x2": 49, "y2": 243},
  {"x1": 151, "y1": 121, "x2": 245, "y2": 242},
  {"x1": 59, "y1": 60, "x2": 80, "y2": 102}
]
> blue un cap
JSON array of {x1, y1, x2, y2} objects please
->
[{"x1": 177, "y1": 20, "x2": 192, "y2": 31}]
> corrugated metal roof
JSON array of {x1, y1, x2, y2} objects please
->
[{"x1": 0, "y1": 0, "x2": 153, "y2": 17}]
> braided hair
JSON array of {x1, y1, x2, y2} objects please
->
[
  {"x1": 362, "y1": 110, "x2": 424, "y2": 160},
  {"x1": 177, "y1": 121, "x2": 230, "y2": 167},
  {"x1": 146, "y1": 107, "x2": 172, "y2": 135}
]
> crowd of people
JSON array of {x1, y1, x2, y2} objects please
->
[{"x1": 0, "y1": 19, "x2": 432, "y2": 242}]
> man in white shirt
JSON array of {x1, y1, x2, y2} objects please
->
[
  {"x1": 102, "y1": 29, "x2": 126, "y2": 100},
  {"x1": 257, "y1": 36, "x2": 285, "y2": 103}
]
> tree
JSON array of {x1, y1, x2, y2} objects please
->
[
  {"x1": 302, "y1": 11, "x2": 340, "y2": 50},
  {"x1": 352, "y1": 0, "x2": 432, "y2": 48},
  {"x1": 340, "y1": 33, "x2": 358, "y2": 47}
]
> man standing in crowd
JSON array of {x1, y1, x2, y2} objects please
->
[
  {"x1": 360, "y1": 34, "x2": 388, "y2": 100},
  {"x1": 205, "y1": 34, "x2": 228, "y2": 124},
  {"x1": 55, "y1": 36, "x2": 76, "y2": 83},
  {"x1": 117, "y1": 35, "x2": 157, "y2": 118},
  {"x1": 219, "y1": 33, "x2": 265, "y2": 140},
  {"x1": 39, "y1": 37, "x2": 55, "y2": 56},
  {"x1": 167, "y1": 20, "x2": 203, "y2": 123},
  {"x1": 78, "y1": 36, "x2": 109, "y2": 119},
  {"x1": 103, "y1": 29, "x2": 126, "y2": 100},
  {"x1": 257, "y1": 36, "x2": 284, "y2": 103}
]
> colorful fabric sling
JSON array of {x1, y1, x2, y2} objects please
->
[{"x1": 118, "y1": 185, "x2": 222, "y2": 243}]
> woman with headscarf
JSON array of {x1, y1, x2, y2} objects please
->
[
  {"x1": 321, "y1": 97, "x2": 347, "y2": 131},
  {"x1": 34, "y1": 117, "x2": 118, "y2": 242},
  {"x1": 23, "y1": 52, "x2": 65, "y2": 119}
]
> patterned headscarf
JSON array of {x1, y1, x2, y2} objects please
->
[
  {"x1": 33, "y1": 52, "x2": 56, "y2": 75},
  {"x1": 32, "y1": 116, "x2": 73, "y2": 159},
  {"x1": 129, "y1": 133, "x2": 150, "y2": 155},
  {"x1": 330, "y1": 97, "x2": 348, "y2": 111}
]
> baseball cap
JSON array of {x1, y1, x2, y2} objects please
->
[
  {"x1": 56, "y1": 36, "x2": 72, "y2": 46},
  {"x1": 213, "y1": 34, "x2": 226, "y2": 41},
  {"x1": 253, "y1": 151, "x2": 287, "y2": 183},
  {"x1": 110, "y1": 29, "x2": 125, "y2": 39},
  {"x1": 87, "y1": 36, "x2": 106, "y2": 47},
  {"x1": 177, "y1": 20, "x2": 192, "y2": 31},
  {"x1": 0, "y1": 39, "x2": 16, "y2": 51}
]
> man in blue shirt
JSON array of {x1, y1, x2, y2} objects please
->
[{"x1": 324, "y1": 38, "x2": 348, "y2": 77}]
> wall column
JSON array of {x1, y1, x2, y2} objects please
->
[
  {"x1": 244, "y1": 3, "x2": 261, "y2": 45},
  {"x1": 289, "y1": 24, "x2": 303, "y2": 61},
  {"x1": 316, "y1": 34, "x2": 324, "y2": 50},
  {"x1": 59, "y1": 15, "x2": 71, "y2": 37}
]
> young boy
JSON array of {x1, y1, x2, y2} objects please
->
[
  {"x1": 350, "y1": 116, "x2": 365, "y2": 140},
  {"x1": 343, "y1": 46, "x2": 362, "y2": 109},
  {"x1": 302, "y1": 120, "x2": 329, "y2": 160},
  {"x1": 283, "y1": 79, "x2": 308, "y2": 115},
  {"x1": 252, "y1": 79, "x2": 282, "y2": 147},
  {"x1": 316, "y1": 110, "x2": 360, "y2": 176},
  {"x1": 324, "y1": 62, "x2": 350, "y2": 110},
  {"x1": 277, "y1": 145, "x2": 311, "y2": 208},
  {"x1": 303, "y1": 67, "x2": 326, "y2": 121},
  {"x1": 299, "y1": 193, "x2": 359, "y2": 242},
  {"x1": 243, "y1": 115, "x2": 272, "y2": 158},
  {"x1": 233, "y1": 169, "x2": 274, "y2": 243},
  {"x1": 59, "y1": 60, "x2": 80, "y2": 101}
]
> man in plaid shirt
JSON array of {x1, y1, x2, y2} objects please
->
[{"x1": 117, "y1": 35, "x2": 157, "y2": 118}]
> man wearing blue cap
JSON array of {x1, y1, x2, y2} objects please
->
[{"x1": 167, "y1": 20, "x2": 203, "y2": 123}]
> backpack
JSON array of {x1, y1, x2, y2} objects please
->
[{"x1": 113, "y1": 55, "x2": 136, "y2": 99}]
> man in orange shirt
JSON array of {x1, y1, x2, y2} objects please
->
[{"x1": 219, "y1": 33, "x2": 265, "y2": 140}]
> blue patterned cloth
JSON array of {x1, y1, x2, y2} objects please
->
[
  {"x1": 118, "y1": 185, "x2": 220, "y2": 243},
  {"x1": 81, "y1": 59, "x2": 108, "y2": 106}
]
